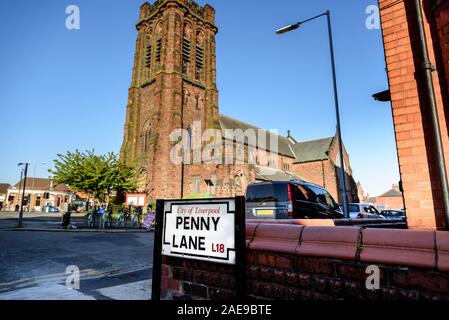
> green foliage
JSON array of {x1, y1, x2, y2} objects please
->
[
  {"x1": 108, "y1": 203, "x2": 126, "y2": 214},
  {"x1": 50, "y1": 150, "x2": 138, "y2": 204}
]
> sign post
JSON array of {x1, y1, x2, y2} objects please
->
[{"x1": 151, "y1": 196, "x2": 246, "y2": 300}]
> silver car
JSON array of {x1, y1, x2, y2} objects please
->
[{"x1": 347, "y1": 203, "x2": 384, "y2": 219}]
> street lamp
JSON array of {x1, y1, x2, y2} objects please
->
[
  {"x1": 17, "y1": 162, "x2": 29, "y2": 227},
  {"x1": 276, "y1": 10, "x2": 350, "y2": 218}
]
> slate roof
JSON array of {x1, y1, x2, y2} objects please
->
[
  {"x1": 218, "y1": 114, "x2": 337, "y2": 164},
  {"x1": 13, "y1": 178, "x2": 72, "y2": 193},
  {"x1": 0, "y1": 183, "x2": 11, "y2": 194},
  {"x1": 378, "y1": 188, "x2": 402, "y2": 198},
  {"x1": 219, "y1": 114, "x2": 296, "y2": 157},
  {"x1": 292, "y1": 137, "x2": 334, "y2": 164},
  {"x1": 254, "y1": 165, "x2": 305, "y2": 181}
]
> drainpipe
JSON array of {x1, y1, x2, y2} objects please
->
[{"x1": 413, "y1": 0, "x2": 449, "y2": 229}]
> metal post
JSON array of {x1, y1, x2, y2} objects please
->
[
  {"x1": 18, "y1": 163, "x2": 29, "y2": 227},
  {"x1": 275, "y1": 11, "x2": 350, "y2": 218},
  {"x1": 16, "y1": 169, "x2": 24, "y2": 212},
  {"x1": 326, "y1": 11, "x2": 349, "y2": 218}
]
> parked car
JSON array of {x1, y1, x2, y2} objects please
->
[
  {"x1": 380, "y1": 209, "x2": 406, "y2": 220},
  {"x1": 245, "y1": 180, "x2": 344, "y2": 220},
  {"x1": 42, "y1": 205, "x2": 59, "y2": 213},
  {"x1": 347, "y1": 203, "x2": 384, "y2": 219}
]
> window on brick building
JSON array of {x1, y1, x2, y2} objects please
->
[
  {"x1": 156, "y1": 38, "x2": 162, "y2": 64},
  {"x1": 195, "y1": 95, "x2": 201, "y2": 110},
  {"x1": 182, "y1": 38, "x2": 191, "y2": 75},
  {"x1": 195, "y1": 44, "x2": 203, "y2": 81},
  {"x1": 145, "y1": 43, "x2": 152, "y2": 69},
  {"x1": 141, "y1": 121, "x2": 152, "y2": 154},
  {"x1": 35, "y1": 196, "x2": 41, "y2": 207},
  {"x1": 186, "y1": 127, "x2": 192, "y2": 150}
]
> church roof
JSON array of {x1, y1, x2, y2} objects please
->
[
  {"x1": 218, "y1": 114, "x2": 338, "y2": 164},
  {"x1": 292, "y1": 137, "x2": 334, "y2": 164},
  {"x1": 254, "y1": 165, "x2": 305, "y2": 181},
  {"x1": 218, "y1": 114, "x2": 296, "y2": 157},
  {"x1": 378, "y1": 187, "x2": 402, "y2": 198}
]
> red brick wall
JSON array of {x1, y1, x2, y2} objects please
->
[
  {"x1": 379, "y1": 0, "x2": 449, "y2": 229},
  {"x1": 159, "y1": 224, "x2": 449, "y2": 300},
  {"x1": 434, "y1": 0, "x2": 449, "y2": 97},
  {"x1": 375, "y1": 195, "x2": 405, "y2": 210},
  {"x1": 291, "y1": 136, "x2": 359, "y2": 203}
]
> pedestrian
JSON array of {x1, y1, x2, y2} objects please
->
[{"x1": 97, "y1": 206, "x2": 106, "y2": 229}]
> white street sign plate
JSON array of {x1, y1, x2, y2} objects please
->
[{"x1": 162, "y1": 199, "x2": 236, "y2": 265}]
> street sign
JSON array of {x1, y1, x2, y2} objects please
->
[
  {"x1": 126, "y1": 193, "x2": 146, "y2": 207},
  {"x1": 152, "y1": 197, "x2": 246, "y2": 300},
  {"x1": 161, "y1": 199, "x2": 237, "y2": 264}
]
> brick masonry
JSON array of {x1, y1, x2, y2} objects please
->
[
  {"x1": 379, "y1": 0, "x2": 449, "y2": 229},
  {"x1": 159, "y1": 224, "x2": 449, "y2": 300},
  {"x1": 120, "y1": 0, "x2": 360, "y2": 204}
]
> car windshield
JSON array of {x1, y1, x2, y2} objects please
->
[
  {"x1": 348, "y1": 204, "x2": 360, "y2": 213},
  {"x1": 246, "y1": 183, "x2": 288, "y2": 202}
]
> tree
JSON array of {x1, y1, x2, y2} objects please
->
[{"x1": 50, "y1": 150, "x2": 138, "y2": 206}]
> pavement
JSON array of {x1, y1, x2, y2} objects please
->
[
  {"x1": 0, "y1": 214, "x2": 154, "y2": 300},
  {"x1": 0, "y1": 211, "x2": 149, "y2": 232}
]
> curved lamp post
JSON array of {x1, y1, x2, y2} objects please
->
[{"x1": 276, "y1": 10, "x2": 350, "y2": 218}]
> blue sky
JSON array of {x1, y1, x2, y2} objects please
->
[{"x1": 0, "y1": 0, "x2": 398, "y2": 197}]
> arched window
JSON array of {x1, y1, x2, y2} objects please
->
[
  {"x1": 155, "y1": 21, "x2": 163, "y2": 66},
  {"x1": 141, "y1": 120, "x2": 152, "y2": 154},
  {"x1": 145, "y1": 30, "x2": 153, "y2": 78},
  {"x1": 186, "y1": 127, "x2": 192, "y2": 150},
  {"x1": 183, "y1": 89, "x2": 190, "y2": 106},
  {"x1": 182, "y1": 23, "x2": 193, "y2": 76},
  {"x1": 195, "y1": 95, "x2": 201, "y2": 110},
  {"x1": 195, "y1": 31, "x2": 205, "y2": 81}
]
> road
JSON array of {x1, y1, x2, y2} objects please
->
[{"x1": 0, "y1": 228, "x2": 154, "y2": 300}]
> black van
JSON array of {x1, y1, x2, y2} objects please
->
[{"x1": 245, "y1": 180, "x2": 344, "y2": 220}]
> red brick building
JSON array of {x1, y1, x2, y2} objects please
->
[
  {"x1": 120, "y1": 0, "x2": 359, "y2": 203},
  {"x1": 5, "y1": 178, "x2": 74, "y2": 212},
  {"x1": 373, "y1": 184, "x2": 405, "y2": 210},
  {"x1": 378, "y1": 0, "x2": 449, "y2": 229}
]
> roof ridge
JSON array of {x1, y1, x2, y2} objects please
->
[
  {"x1": 219, "y1": 113, "x2": 290, "y2": 141},
  {"x1": 294, "y1": 136, "x2": 334, "y2": 145}
]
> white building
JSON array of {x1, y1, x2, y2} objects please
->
[{"x1": 5, "y1": 178, "x2": 75, "y2": 212}]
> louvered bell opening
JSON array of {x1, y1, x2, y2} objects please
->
[
  {"x1": 156, "y1": 39, "x2": 162, "y2": 63},
  {"x1": 182, "y1": 38, "x2": 191, "y2": 61},
  {"x1": 195, "y1": 46, "x2": 204, "y2": 68},
  {"x1": 146, "y1": 45, "x2": 152, "y2": 68},
  {"x1": 195, "y1": 45, "x2": 203, "y2": 81}
]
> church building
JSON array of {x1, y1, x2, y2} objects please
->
[{"x1": 120, "y1": 0, "x2": 359, "y2": 203}]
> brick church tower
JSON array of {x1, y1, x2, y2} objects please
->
[{"x1": 120, "y1": 0, "x2": 219, "y2": 200}]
